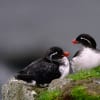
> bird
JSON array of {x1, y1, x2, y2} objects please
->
[
  {"x1": 71, "y1": 33, "x2": 100, "y2": 72},
  {"x1": 15, "y1": 46, "x2": 72, "y2": 87}
]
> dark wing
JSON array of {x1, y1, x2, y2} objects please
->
[
  {"x1": 26, "y1": 60, "x2": 61, "y2": 84},
  {"x1": 15, "y1": 59, "x2": 61, "y2": 84},
  {"x1": 73, "y1": 50, "x2": 80, "y2": 57},
  {"x1": 69, "y1": 62, "x2": 73, "y2": 74},
  {"x1": 15, "y1": 59, "x2": 42, "y2": 82}
]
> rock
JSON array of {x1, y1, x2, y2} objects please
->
[
  {"x1": 48, "y1": 78, "x2": 72, "y2": 91},
  {"x1": 2, "y1": 77, "x2": 100, "y2": 100},
  {"x1": 1, "y1": 78, "x2": 37, "y2": 100}
]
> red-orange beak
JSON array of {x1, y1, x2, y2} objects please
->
[
  {"x1": 72, "y1": 39, "x2": 78, "y2": 44},
  {"x1": 63, "y1": 51, "x2": 70, "y2": 57}
]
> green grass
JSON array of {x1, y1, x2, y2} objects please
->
[
  {"x1": 71, "y1": 86, "x2": 100, "y2": 100},
  {"x1": 36, "y1": 90, "x2": 61, "y2": 100},
  {"x1": 67, "y1": 66, "x2": 100, "y2": 80}
]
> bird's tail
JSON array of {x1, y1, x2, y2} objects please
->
[{"x1": 15, "y1": 73, "x2": 34, "y2": 83}]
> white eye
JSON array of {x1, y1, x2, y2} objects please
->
[{"x1": 81, "y1": 37, "x2": 85, "y2": 40}]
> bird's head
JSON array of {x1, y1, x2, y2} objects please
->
[
  {"x1": 72, "y1": 33, "x2": 97, "y2": 49},
  {"x1": 45, "y1": 47, "x2": 70, "y2": 62}
]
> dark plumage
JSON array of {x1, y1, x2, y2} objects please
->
[{"x1": 15, "y1": 47, "x2": 70, "y2": 86}]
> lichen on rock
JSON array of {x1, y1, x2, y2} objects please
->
[
  {"x1": 48, "y1": 78, "x2": 72, "y2": 91},
  {"x1": 2, "y1": 78, "x2": 37, "y2": 100}
]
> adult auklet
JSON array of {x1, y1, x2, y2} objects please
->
[
  {"x1": 15, "y1": 47, "x2": 72, "y2": 86},
  {"x1": 71, "y1": 33, "x2": 100, "y2": 72}
]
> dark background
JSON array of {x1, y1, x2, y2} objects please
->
[{"x1": 0, "y1": 0, "x2": 100, "y2": 99}]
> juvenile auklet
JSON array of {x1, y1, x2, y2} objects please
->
[
  {"x1": 71, "y1": 33, "x2": 100, "y2": 72},
  {"x1": 15, "y1": 47, "x2": 72, "y2": 86}
]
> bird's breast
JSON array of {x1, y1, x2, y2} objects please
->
[
  {"x1": 59, "y1": 57, "x2": 70, "y2": 78},
  {"x1": 71, "y1": 48, "x2": 100, "y2": 71}
]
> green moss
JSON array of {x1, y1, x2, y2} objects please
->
[
  {"x1": 37, "y1": 90, "x2": 61, "y2": 100},
  {"x1": 68, "y1": 66, "x2": 100, "y2": 80},
  {"x1": 71, "y1": 86, "x2": 100, "y2": 100}
]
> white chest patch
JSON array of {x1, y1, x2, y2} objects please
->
[
  {"x1": 59, "y1": 57, "x2": 70, "y2": 79},
  {"x1": 71, "y1": 48, "x2": 100, "y2": 72}
]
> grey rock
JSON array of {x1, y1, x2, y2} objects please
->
[
  {"x1": 1, "y1": 77, "x2": 73, "y2": 100},
  {"x1": 93, "y1": 78, "x2": 100, "y2": 84},
  {"x1": 48, "y1": 78, "x2": 72, "y2": 91},
  {"x1": 1, "y1": 78, "x2": 37, "y2": 100}
]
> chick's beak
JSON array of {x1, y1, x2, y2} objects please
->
[
  {"x1": 63, "y1": 52, "x2": 70, "y2": 57},
  {"x1": 72, "y1": 39, "x2": 78, "y2": 44}
]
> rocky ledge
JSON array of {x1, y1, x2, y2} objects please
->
[{"x1": 1, "y1": 67, "x2": 100, "y2": 100}]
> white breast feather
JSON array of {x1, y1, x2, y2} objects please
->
[
  {"x1": 71, "y1": 48, "x2": 100, "y2": 72},
  {"x1": 59, "y1": 57, "x2": 70, "y2": 79}
]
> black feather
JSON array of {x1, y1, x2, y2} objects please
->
[
  {"x1": 73, "y1": 50, "x2": 81, "y2": 57},
  {"x1": 15, "y1": 58, "x2": 61, "y2": 84}
]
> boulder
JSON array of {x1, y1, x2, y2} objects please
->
[
  {"x1": 2, "y1": 78, "x2": 37, "y2": 100},
  {"x1": 48, "y1": 78, "x2": 72, "y2": 91}
]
